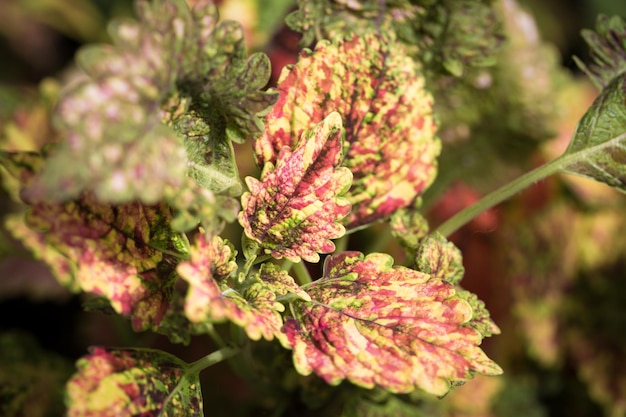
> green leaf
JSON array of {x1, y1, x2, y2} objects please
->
[
  {"x1": 574, "y1": 14, "x2": 626, "y2": 91},
  {"x1": 559, "y1": 74, "x2": 626, "y2": 192},
  {"x1": 283, "y1": 251, "x2": 502, "y2": 397},
  {"x1": 23, "y1": 0, "x2": 276, "y2": 206},
  {"x1": 241, "y1": 112, "x2": 352, "y2": 263},
  {"x1": 255, "y1": 33, "x2": 440, "y2": 227},
  {"x1": 65, "y1": 347, "x2": 202, "y2": 416},
  {"x1": 285, "y1": 0, "x2": 504, "y2": 76},
  {"x1": 177, "y1": 234, "x2": 304, "y2": 344}
]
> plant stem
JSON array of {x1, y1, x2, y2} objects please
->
[
  {"x1": 293, "y1": 261, "x2": 312, "y2": 285},
  {"x1": 187, "y1": 345, "x2": 240, "y2": 375},
  {"x1": 435, "y1": 158, "x2": 563, "y2": 238}
]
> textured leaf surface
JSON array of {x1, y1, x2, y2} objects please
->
[
  {"x1": 283, "y1": 251, "x2": 502, "y2": 396},
  {"x1": 66, "y1": 347, "x2": 201, "y2": 417},
  {"x1": 255, "y1": 33, "x2": 440, "y2": 227},
  {"x1": 177, "y1": 234, "x2": 306, "y2": 343},
  {"x1": 415, "y1": 233, "x2": 465, "y2": 286},
  {"x1": 560, "y1": 74, "x2": 626, "y2": 192},
  {"x1": 1, "y1": 152, "x2": 181, "y2": 332},
  {"x1": 574, "y1": 14, "x2": 626, "y2": 90},
  {"x1": 241, "y1": 112, "x2": 352, "y2": 262},
  {"x1": 24, "y1": 0, "x2": 276, "y2": 206},
  {"x1": 285, "y1": 0, "x2": 504, "y2": 76}
]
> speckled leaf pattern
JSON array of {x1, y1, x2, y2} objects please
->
[
  {"x1": 283, "y1": 251, "x2": 502, "y2": 396},
  {"x1": 241, "y1": 112, "x2": 352, "y2": 262},
  {"x1": 415, "y1": 233, "x2": 465, "y2": 286},
  {"x1": 66, "y1": 347, "x2": 202, "y2": 417},
  {"x1": 177, "y1": 235, "x2": 305, "y2": 344},
  {"x1": 285, "y1": 0, "x2": 504, "y2": 76},
  {"x1": 560, "y1": 74, "x2": 626, "y2": 192},
  {"x1": 255, "y1": 33, "x2": 440, "y2": 227},
  {"x1": 1, "y1": 150, "x2": 180, "y2": 332}
]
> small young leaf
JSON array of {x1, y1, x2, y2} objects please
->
[
  {"x1": 65, "y1": 347, "x2": 202, "y2": 417},
  {"x1": 255, "y1": 33, "x2": 440, "y2": 227},
  {"x1": 283, "y1": 251, "x2": 502, "y2": 397},
  {"x1": 177, "y1": 234, "x2": 304, "y2": 344},
  {"x1": 414, "y1": 233, "x2": 465, "y2": 286},
  {"x1": 389, "y1": 207, "x2": 430, "y2": 252},
  {"x1": 574, "y1": 14, "x2": 626, "y2": 91},
  {"x1": 240, "y1": 112, "x2": 352, "y2": 263},
  {"x1": 559, "y1": 74, "x2": 626, "y2": 192}
]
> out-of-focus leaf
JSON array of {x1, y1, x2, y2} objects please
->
[
  {"x1": 424, "y1": 0, "x2": 564, "y2": 202},
  {"x1": 1, "y1": 151, "x2": 184, "y2": 332},
  {"x1": 285, "y1": 0, "x2": 504, "y2": 76},
  {"x1": 0, "y1": 332, "x2": 74, "y2": 417},
  {"x1": 241, "y1": 112, "x2": 352, "y2": 262},
  {"x1": 255, "y1": 33, "x2": 440, "y2": 228},
  {"x1": 564, "y1": 239, "x2": 626, "y2": 417},
  {"x1": 177, "y1": 234, "x2": 306, "y2": 344},
  {"x1": 283, "y1": 251, "x2": 502, "y2": 397},
  {"x1": 65, "y1": 347, "x2": 202, "y2": 417},
  {"x1": 559, "y1": 74, "x2": 626, "y2": 192},
  {"x1": 22, "y1": 0, "x2": 276, "y2": 211},
  {"x1": 574, "y1": 14, "x2": 626, "y2": 91}
]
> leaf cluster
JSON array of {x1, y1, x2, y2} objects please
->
[{"x1": 2, "y1": 0, "x2": 626, "y2": 416}]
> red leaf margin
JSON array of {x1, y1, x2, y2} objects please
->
[
  {"x1": 239, "y1": 112, "x2": 352, "y2": 262},
  {"x1": 282, "y1": 251, "x2": 502, "y2": 396},
  {"x1": 255, "y1": 33, "x2": 440, "y2": 228}
]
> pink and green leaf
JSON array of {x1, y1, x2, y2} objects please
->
[
  {"x1": 65, "y1": 347, "x2": 201, "y2": 417},
  {"x1": 283, "y1": 251, "x2": 502, "y2": 396},
  {"x1": 240, "y1": 112, "x2": 352, "y2": 262},
  {"x1": 255, "y1": 33, "x2": 440, "y2": 227},
  {"x1": 1, "y1": 150, "x2": 182, "y2": 331},
  {"x1": 177, "y1": 234, "x2": 303, "y2": 344}
]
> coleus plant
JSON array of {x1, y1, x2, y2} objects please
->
[{"x1": 1, "y1": 0, "x2": 626, "y2": 415}]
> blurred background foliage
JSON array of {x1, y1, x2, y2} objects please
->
[{"x1": 2, "y1": 0, "x2": 626, "y2": 416}]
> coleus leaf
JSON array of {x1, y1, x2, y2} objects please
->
[
  {"x1": 283, "y1": 251, "x2": 502, "y2": 397},
  {"x1": 255, "y1": 33, "x2": 440, "y2": 228},
  {"x1": 558, "y1": 74, "x2": 626, "y2": 192},
  {"x1": 285, "y1": 0, "x2": 504, "y2": 76},
  {"x1": 573, "y1": 14, "x2": 626, "y2": 91},
  {"x1": 177, "y1": 234, "x2": 309, "y2": 343},
  {"x1": 0, "y1": 151, "x2": 182, "y2": 332},
  {"x1": 65, "y1": 347, "x2": 202, "y2": 416},
  {"x1": 241, "y1": 112, "x2": 352, "y2": 262},
  {"x1": 24, "y1": 0, "x2": 276, "y2": 206},
  {"x1": 414, "y1": 233, "x2": 465, "y2": 286}
]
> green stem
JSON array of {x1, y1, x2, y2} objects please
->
[
  {"x1": 293, "y1": 261, "x2": 312, "y2": 285},
  {"x1": 187, "y1": 345, "x2": 240, "y2": 375},
  {"x1": 435, "y1": 157, "x2": 563, "y2": 238},
  {"x1": 334, "y1": 234, "x2": 349, "y2": 253}
]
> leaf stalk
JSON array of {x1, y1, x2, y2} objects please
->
[{"x1": 435, "y1": 158, "x2": 563, "y2": 237}]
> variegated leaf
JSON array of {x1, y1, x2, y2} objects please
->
[
  {"x1": 0, "y1": 151, "x2": 181, "y2": 332},
  {"x1": 240, "y1": 112, "x2": 352, "y2": 262},
  {"x1": 255, "y1": 33, "x2": 440, "y2": 227},
  {"x1": 283, "y1": 251, "x2": 502, "y2": 396},
  {"x1": 177, "y1": 235, "x2": 307, "y2": 344},
  {"x1": 66, "y1": 347, "x2": 201, "y2": 416}
]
